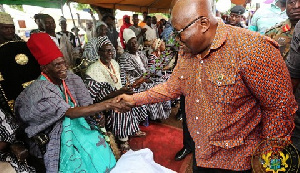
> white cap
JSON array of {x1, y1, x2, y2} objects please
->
[{"x1": 123, "y1": 28, "x2": 136, "y2": 44}]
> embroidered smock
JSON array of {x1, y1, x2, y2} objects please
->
[{"x1": 132, "y1": 20, "x2": 297, "y2": 170}]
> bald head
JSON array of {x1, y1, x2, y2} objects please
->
[
  {"x1": 171, "y1": 0, "x2": 218, "y2": 55},
  {"x1": 171, "y1": 0, "x2": 215, "y2": 25}
]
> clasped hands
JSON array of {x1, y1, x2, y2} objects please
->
[{"x1": 103, "y1": 94, "x2": 136, "y2": 113}]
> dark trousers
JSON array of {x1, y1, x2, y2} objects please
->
[{"x1": 181, "y1": 95, "x2": 194, "y2": 151}]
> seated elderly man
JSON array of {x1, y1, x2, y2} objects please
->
[{"x1": 15, "y1": 33, "x2": 131, "y2": 172}]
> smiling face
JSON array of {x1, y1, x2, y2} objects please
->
[
  {"x1": 171, "y1": 0, "x2": 217, "y2": 55},
  {"x1": 42, "y1": 57, "x2": 68, "y2": 82}
]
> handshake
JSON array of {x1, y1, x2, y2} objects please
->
[{"x1": 103, "y1": 94, "x2": 136, "y2": 113}]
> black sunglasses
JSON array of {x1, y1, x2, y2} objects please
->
[{"x1": 173, "y1": 16, "x2": 204, "y2": 40}]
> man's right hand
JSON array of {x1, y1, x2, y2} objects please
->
[
  {"x1": 102, "y1": 98, "x2": 133, "y2": 113},
  {"x1": 115, "y1": 94, "x2": 136, "y2": 108}
]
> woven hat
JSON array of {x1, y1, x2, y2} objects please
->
[{"x1": 0, "y1": 12, "x2": 14, "y2": 25}]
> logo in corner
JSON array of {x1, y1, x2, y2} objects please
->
[{"x1": 252, "y1": 139, "x2": 300, "y2": 173}]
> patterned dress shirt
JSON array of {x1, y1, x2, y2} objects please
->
[{"x1": 132, "y1": 20, "x2": 297, "y2": 170}]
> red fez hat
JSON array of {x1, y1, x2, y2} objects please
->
[{"x1": 27, "y1": 33, "x2": 63, "y2": 65}]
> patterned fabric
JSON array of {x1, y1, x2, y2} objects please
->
[
  {"x1": 119, "y1": 51, "x2": 171, "y2": 120},
  {"x1": 86, "y1": 60, "x2": 122, "y2": 90},
  {"x1": 132, "y1": 20, "x2": 297, "y2": 170},
  {"x1": 249, "y1": 3, "x2": 288, "y2": 34},
  {"x1": 83, "y1": 36, "x2": 116, "y2": 62},
  {"x1": 161, "y1": 22, "x2": 173, "y2": 43},
  {"x1": 15, "y1": 71, "x2": 93, "y2": 173},
  {"x1": 56, "y1": 31, "x2": 76, "y2": 47},
  {"x1": 0, "y1": 108, "x2": 17, "y2": 143},
  {"x1": 85, "y1": 76, "x2": 148, "y2": 138},
  {"x1": 265, "y1": 19, "x2": 294, "y2": 59},
  {"x1": 85, "y1": 59, "x2": 148, "y2": 138},
  {"x1": 148, "y1": 52, "x2": 173, "y2": 83},
  {"x1": 0, "y1": 109, "x2": 36, "y2": 173},
  {"x1": 55, "y1": 79, "x2": 116, "y2": 173}
]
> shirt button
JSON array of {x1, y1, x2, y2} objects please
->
[
  {"x1": 199, "y1": 79, "x2": 201, "y2": 82},
  {"x1": 196, "y1": 131, "x2": 200, "y2": 134},
  {"x1": 217, "y1": 81, "x2": 222, "y2": 85},
  {"x1": 200, "y1": 60, "x2": 204, "y2": 64},
  {"x1": 196, "y1": 99, "x2": 199, "y2": 103},
  {"x1": 225, "y1": 143, "x2": 228, "y2": 147},
  {"x1": 180, "y1": 75, "x2": 184, "y2": 79},
  {"x1": 197, "y1": 146, "x2": 200, "y2": 149},
  {"x1": 195, "y1": 116, "x2": 198, "y2": 120}
]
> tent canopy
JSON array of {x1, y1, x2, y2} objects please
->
[
  {"x1": 72, "y1": 0, "x2": 174, "y2": 13},
  {"x1": 0, "y1": 0, "x2": 66, "y2": 8}
]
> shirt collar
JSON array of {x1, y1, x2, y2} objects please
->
[{"x1": 210, "y1": 19, "x2": 228, "y2": 50}]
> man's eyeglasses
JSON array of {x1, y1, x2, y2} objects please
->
[{"x1": 173, "y1": 16, "x2": 204, "y2": 40}]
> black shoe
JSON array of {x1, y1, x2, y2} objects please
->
[
  {"x1": 175, "y1": 110, "x2": 183, "y2": 121},
  {"x1": 175, "y1": 147, "x2": 192, "y2": 161}
]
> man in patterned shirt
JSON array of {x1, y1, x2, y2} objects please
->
[{"x1": 116, "y1": 0, "x2": 297, "y2": 172}]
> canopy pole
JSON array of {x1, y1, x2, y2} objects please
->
[
  {"x1": 60, "y1": 0, "x2": 64, "y2": 16},
  {"x1": 67, "y1": 2, "x2": 81, "y2": 46}
]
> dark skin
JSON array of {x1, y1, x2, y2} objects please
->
[
  {"x1": 171, "y1": 0, "x2": 218, "y2": 56},
  {"x1": 124, "y1": 17, "x2": 131, "y2": 24},
  {"x1": 132, "y1": 15, "x2": 147, "y2": 40},
  {"x1": 96, "y1": 25, "x2": 108, "y2": 37},
  {"x1": 286, "y1": 0, "x2": 300, "y2": 27},
  {"x1": 146, "y1": 17, "x2": 152, "y2": 27},
  {"x1": 0, "y1": 23, "x2": 15, "y2": 44},
  {"x1": 60, "y1": 21, "x2": 67, "y2": 33},
  {"x1": 98, "y1": 44, "x2": 133, "y2": 100},
  {"x1": 152, "y1": 16, "x2": 157, "y2": 25},
  {"x1": 113, "y1": 0, "x2": 218, "y2": 107},
  {"x1": 41, "y1": 16, "x2": 56, "y2": 37},
  {"x1": 41, "y1": 57, "x2": 131, "y2": 118},
  {"x1": 126, "y1": 37, "x2": 152, "y2": 85},
  {"x1": 229, "y1": 13, "x2": 243, "y2": 26},
  {"x1": 142, "y1": 12, "x2": 148, "y2": 23},
  {"x1": 286, "y1": 0, "x2": 300, "y2": 91},
  {"x1": 104, "y1": 16, "x2": 114, "y2": 28}
]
